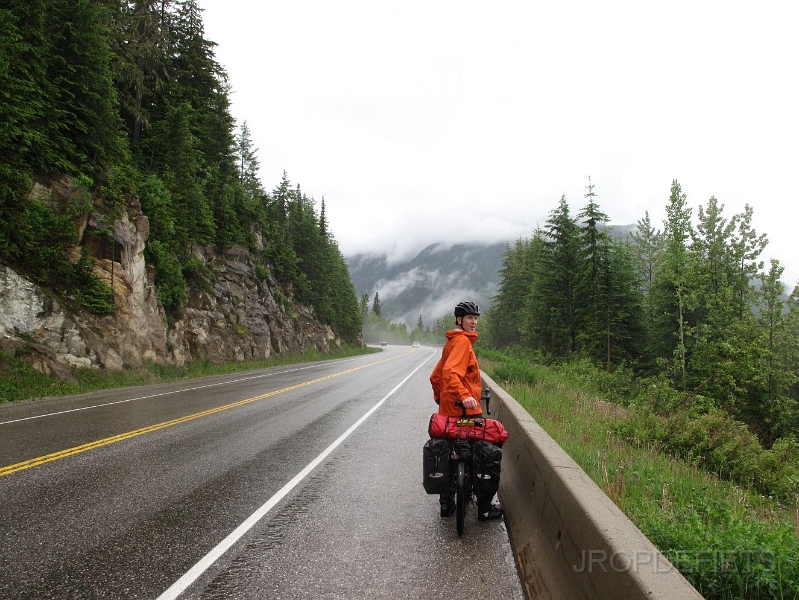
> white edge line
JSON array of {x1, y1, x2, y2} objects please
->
[{"x1": 156, "y1": 354, "x2": 435, "y2": 600}]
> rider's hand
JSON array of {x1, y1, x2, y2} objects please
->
[{"x1": 460, "y1": 396, "x2": 478, "y2": 410}]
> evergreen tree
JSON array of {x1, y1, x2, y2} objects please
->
[
  {"x1": 601, "y1": 239, "x2": 645, "y2": 369},
  {"x1": 629, "y1": 211, "x2": 663, "y2": 369},
  {"x1": 262, "y1": 173, "x2": 299, "y2": 281},
  {"x1": 323, "y1": 241, "x2": 362, "y2": 340},
  {"x1": 360, "y1": 294, "x2": 370, "y2": 319},
  {"x1": 109, "y1": 0, "x2": 172, "y2": 148},
  {"x1": 372, "y1": 291, "x2": 382, "y2": 317},
  {"x1": 236, "y1": 120, "x2": 262, "y2": 201},
  {"x1": 286, "y1": 186, "x2": 318, "y2": 303},
  {"x1": 519, "y1": 231, "x2": 549, "y2": 351},
  {"x1": 489, "y1": 239, "x2": 532, "y2": 348},
  {"x1": 0, "y1": 0, "x2": 51, "y2": 176},
  {"x1": 158, "y1": 100, "x2": 215, "y2": 247},
  {"x1": 46, "y1": 0, "x2": 128, "y2": 174},
  {"x1": 319, "y1": 196, "x2": 329, "y2": 238},
  {"x1": 574, "y1": 177, "x2": 611, "y2": 359},
  {"x1": 536, "y1": 195, "x2": 579, "y2": 356}
]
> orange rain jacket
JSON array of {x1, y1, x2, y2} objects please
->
[{"x1": 430, "y1": 328, "x2": 483, "y2": 417}]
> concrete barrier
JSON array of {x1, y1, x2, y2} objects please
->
[{"x1": 483, "y1": 373, "x2": 703, "y2": 600}]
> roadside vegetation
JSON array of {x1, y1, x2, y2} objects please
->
[
  {"x1": 0, "y1": 344, "x2": 378, "y2": 404},
  {"x1": 476, "y1": 177, "x2": 799, "y2": 598},
  {"x1": 480, "y1": 349, "x2": 799, "y2": 600}
]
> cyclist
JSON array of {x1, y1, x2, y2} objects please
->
[{"x1": 430, "y1": 301, "x2": 503, "y2": 521}]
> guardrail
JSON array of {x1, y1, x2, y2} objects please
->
[{"x1": 483, "y1": 373, "x2": 703, "y2": 600}]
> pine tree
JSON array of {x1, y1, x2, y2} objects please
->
[{"x1": 372, "y1": 291, "x2": 382, "y2": 317}]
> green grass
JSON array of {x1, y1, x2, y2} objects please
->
[
  {"x1": 480, "y1": 353, "x2": 799, "y2": 600},
  {"x1": 0, "y1": 344, "x2": 380, "y2": 403}
]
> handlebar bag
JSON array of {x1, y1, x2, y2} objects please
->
[{"x1": 428, "y1": 413, "x2": 509, "y2": 446}]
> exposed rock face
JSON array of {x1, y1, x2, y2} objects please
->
[{"x1": 0, "y1": 176, "x2": 341, "y2": 376}]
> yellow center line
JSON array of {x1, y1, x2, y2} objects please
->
[{"x1": 1, "y1": 351, "x2": 411, "y2": 478}]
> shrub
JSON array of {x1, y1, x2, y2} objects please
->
[
  {"x1": 74, "y1": 276, "x2": 115, "y2": 314},
  {"x1": 145, "y1": 240, "x2": 186, "y2": 321},
  {"x1": 182, "y1": 257, "x2": 214, "y2": 292},
  {"x1": 756, "y1": 437, "x2": 799, "y2": 502}
]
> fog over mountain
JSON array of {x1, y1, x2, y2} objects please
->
[
  {"x1": 346, "y1": 242, "x2": 508, "y2": 329},
  {"x1": 345, "y1": 224, "x2": 649, "y2": 329}
]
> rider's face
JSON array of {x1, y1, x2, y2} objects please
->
[{"x1": 460, "y1": 314, "x2": 478, "y2": 332}]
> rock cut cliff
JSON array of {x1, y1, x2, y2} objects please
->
[{"x1": 0, "y1": 176, "x2": 341, "y2": 379}]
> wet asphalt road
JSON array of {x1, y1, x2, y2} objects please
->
[{"x1": 0, "y1": 346, "x2": 524, "y2": 599}]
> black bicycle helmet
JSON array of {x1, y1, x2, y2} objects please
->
[{"x1": 454, "y1": 301, "x2": 480, "y2": 317}]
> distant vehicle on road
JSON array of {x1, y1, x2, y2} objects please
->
[
  {"x1": 381, "y1": 341, "x2": 388, "y2": 346},
  {"x1": 412, "y1": 341, "x2": 420, "y2": 347}
]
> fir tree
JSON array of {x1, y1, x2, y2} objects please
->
[
  {"x1": 574, "y1": 177, "x2": 611, "y2": 359},
  {"x1": 538, "y1": 195, "x2": 579, "y2": 356}
]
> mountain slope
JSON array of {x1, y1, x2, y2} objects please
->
[{"x1": 346, "y1": 242, "x2": 507, "y2": 328}]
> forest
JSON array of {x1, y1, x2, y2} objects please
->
[
  {"x1": 2, "y1": 0, "x2": 798, "y2": 468},
  {"x1": 0, "y1": 0, "x2": 361, "y2": 341},
  {"x1": 488, "y1": 178, "x2": 799, "y2": 460}
]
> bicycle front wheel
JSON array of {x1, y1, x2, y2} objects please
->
[{"x1": 456, "y1": 460, "x2": 466, "y2": 536}]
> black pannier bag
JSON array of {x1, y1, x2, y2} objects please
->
[
  {"x1": 471, "y1": 440, "x2": 502, "y2": 498},
  {"x1": 422, "y1": 438, "x2": 451, "y2": 494}
]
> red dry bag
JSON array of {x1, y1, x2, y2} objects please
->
[{"x1": 428, "y1": 413, "x2": 508, "y2": 447}]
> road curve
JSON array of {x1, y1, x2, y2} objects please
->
[{"x1": 0, "y1": 346, "x2": 523, "y2": 599}]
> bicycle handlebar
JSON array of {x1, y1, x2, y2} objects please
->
[
  {"x1": 481, "y1": 388, "x2": 491, "y2": 415},
  {"x1": 454, "y1": 389, "x2": 491, "y2": 416}
]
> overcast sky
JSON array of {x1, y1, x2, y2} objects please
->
[{"x1": 199, "y1": 0, "x2": 798, "y2": 286}]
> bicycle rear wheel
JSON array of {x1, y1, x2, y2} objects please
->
[{"x1": 456, "y1": 460, "x2": 466, "y2": 536}]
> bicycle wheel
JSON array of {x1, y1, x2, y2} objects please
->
[{"x1": 456, "y1": 460, "x2": 466, "y2": 536}]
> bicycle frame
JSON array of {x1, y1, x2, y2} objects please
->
[
  {"x1": 449, "y1": 438, "x2": 473, "y2": 536},
  {"x1": 447, "y1": 396, "x2": 491, "y2": 536}
]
